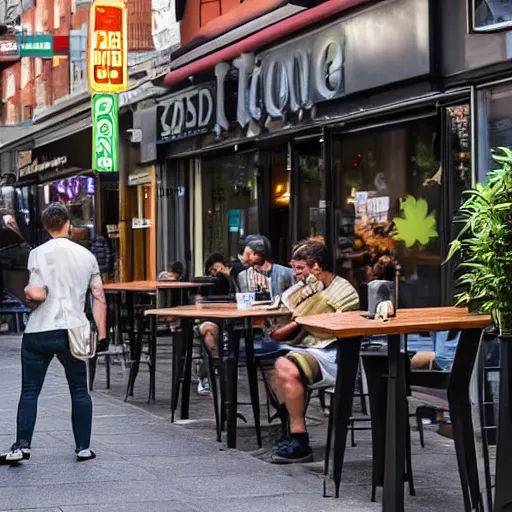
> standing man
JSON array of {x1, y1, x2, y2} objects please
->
[{"x1": 1, "y1": 202, "x2": 108, "y2": 464}]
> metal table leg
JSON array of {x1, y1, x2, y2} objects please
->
[
  {"x1": 244, "y1": 318, "x2": 262, "y2": 448},
  {"x1": 494, "y1": 335, "x2": 512, "y2": 511},
  {"x1": 222, "y1": 320, "x2": 240, "y2": 449},
  {"x1": 382, "y1": 334, "x2": 406, "y2": 512},
  {"x1": 447, "y1": 328, "x2": 482, "y2": 512},
  {"x1": 180, "y1": 317, "x2": 194, "y2": 419},
  {"x1": 331, "y1": 338, "x2": 362, "y2": 497}
]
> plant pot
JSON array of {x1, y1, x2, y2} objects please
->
[{"x1": 494, "y1": 310, "x2": 512, "y2": 338}]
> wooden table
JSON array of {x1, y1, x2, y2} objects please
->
[
  {"x1": 145, "y1": 303, "x2": 290, "y2": 448},
  {"x1": 296, "y1": 307, "x2": 492, "y2": 512},
  {"x1": 103, "y1": 280, "x2": 212, "y2": 402}
]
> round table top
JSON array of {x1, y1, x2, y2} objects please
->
[{"x1": 144, "y1": 303, "x2": 291, "y2": 319}]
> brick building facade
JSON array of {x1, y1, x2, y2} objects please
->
[{"x1": 1, "y1": 0, "x2": 153, "y2": 125}]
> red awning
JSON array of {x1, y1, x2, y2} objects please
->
[{"x1": 163, "y1": 0, "x2": 370, "y2": 88}]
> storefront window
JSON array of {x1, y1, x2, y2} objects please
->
[
  {"x1": 158, "y1": 160, "x2": 189, "y2": 276},
  {"x1": 50, "y1": 176, "x2": 96, "y2": 248},
  {"x1": 334, "y1": 116, "x2": 467, "y2": 308},
  {"x1": 202, "y1": 153, "x2": 258, "y2": 265},
  {"x1": 294, "y1": 139, "x2": 325, "y2": 242},
  {"x1": 470, "y1": 0, "x2": 512, "y2": 32}
]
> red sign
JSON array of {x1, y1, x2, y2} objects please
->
[
  {"x1": 88, "y1": 1, "x2": 128, "y2": 94},
  {"x1": 53, "y1": 35, "x2": 69, "y2": 55},
  {"x1": 0, "y1": 36, "x2": 20, "y2": 62}
]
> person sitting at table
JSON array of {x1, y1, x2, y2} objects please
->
[
  {"x1": 229, "y1": 236, "x2": 255, "y2": 281},
  {"x1": 269, "y1": 241, "x2": 360, "y2": 464},
  {"x1": 237, "y1": 235, "x2": 293, "y2": 297},
  {"x1": 201, "y1": 236, "x2": 292, "y2": 360},
  {"x1": 197, "y1": 253, "x2": 238, "y2": 395},
  {"x1": 158, "y1": 261, "x2": 185, "y2": 281}
]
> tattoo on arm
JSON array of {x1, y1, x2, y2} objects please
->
[{"x1": 90, "y1": 275, "x2": 106, "y2": 304}]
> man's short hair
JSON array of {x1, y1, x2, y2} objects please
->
[
  {"x1": 293, "y1": 241, "x2": 333, "y2": 272},
  {"x1": 245, "y1": 235, "x2": 272, "y2": 261},
  {"x1": 169, "y1": 260, "x2": 185, "y2": 276},
  {"x1": 204, "y1": 252, "x2": 227, "y2": 275},
  {"x1": 42, "y1": 202, "x2": 69, "y2": 233}
]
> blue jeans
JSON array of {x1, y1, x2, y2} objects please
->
[{"x1": 16, "y1": 329, "x2": 92, "y2": 450}]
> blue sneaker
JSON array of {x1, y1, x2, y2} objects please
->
[{"x1": 271, "y1": 437, "x2": 313, "y2": 464}]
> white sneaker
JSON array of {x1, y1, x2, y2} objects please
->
[
  {"x1": 197, "y1": 378, "x2": 211, "y2": 396},
  {"x1": 0, "y1": 444, "x2": 30, "y2": 464},
  {"x1": 76, "y1": 449, "x2": 96, "y2": 461}
]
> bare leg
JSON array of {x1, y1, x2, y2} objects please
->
[
  {"x1": 200, "y1": 322, "x2": 219, "y2": 359},
  {"x1": 274, "y1": 357, "x2": 306, "y2": 433}
]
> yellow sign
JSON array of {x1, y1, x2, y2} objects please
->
[{"x1": 88, "y1": 0, "x2": 128, "y2": 94}]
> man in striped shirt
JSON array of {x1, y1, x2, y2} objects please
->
[{"x1": 270, "y1": 241, "x2": 359, "y2": 464}]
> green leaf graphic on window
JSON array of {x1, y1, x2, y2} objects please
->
[{"x1": 393, "y1": 196, "x2": 438, "y2": 248}]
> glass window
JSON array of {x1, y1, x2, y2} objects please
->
[
  {"x1": 294, "y1": 139, "x2": 326, "y2": 242},
  {"x1": 477, "y1": 84, "x2": 512, "y2": 182},
  {"x1": 470, "y1": 0, "x2": 512, "y2": 32},
  {"x1": 157, "y1": 160, "x2": 188, "y2": 276},
  {"x1": 202, "y1": 153, "x2": 258, "y2": 266},
  {"x1": 334, "y1": 116, "x2": 467, "y2": 308}
]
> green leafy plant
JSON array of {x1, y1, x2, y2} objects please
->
[{"x1": 446, "y1": 147, "x2": 512, "y2": 334}]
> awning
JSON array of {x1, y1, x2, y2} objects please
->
[
  {"x1": 170, "y1": 3, "x2": 307, "y2": 70},
  {"x1": 163, "y1": 0, "x2": 369, "y2": 87},
  {"x1": 0, "y1": 100, "x2": 91, "y2": 152}
]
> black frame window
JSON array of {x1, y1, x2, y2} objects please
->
[{"x1": 468, "y1": 0, "x2": 512, "y2": 33}]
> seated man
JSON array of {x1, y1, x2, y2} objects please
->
[
  {"x1": 237, "y1": 235, "x2": 293, "y2": 297},
  {"x1": 270, "y1": 241, "x2": 360, "y2": 464},
  {"x1": 158, "y1": 261, "x2": 185, "y2": 281},
  {"x1": 203, "y1": 236, "x2": 293, "y2": 359}
]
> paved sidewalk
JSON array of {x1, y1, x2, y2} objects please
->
[{"x1": 0, "y1": 335, "x2": 467, "y2": 511}]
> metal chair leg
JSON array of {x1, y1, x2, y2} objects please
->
[{"x1": 208, "y1": 358, "x2": 222, "y2": 442}]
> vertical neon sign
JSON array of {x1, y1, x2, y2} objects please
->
[{"x1": 92, "y1": 93, "x2": 119, "y2": 173}]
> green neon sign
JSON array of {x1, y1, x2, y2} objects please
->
[{"x1": 92, "y1": 93, "x2": 118, "y2": 173}]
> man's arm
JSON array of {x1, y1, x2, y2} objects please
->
[
  {"x1": 25, "y1": 285, "x2": 47, "y2": 304},
  {"x1": 90, "y1": 274, "x2": 107, "y2": 339},
  {"x1": 25, "y1": 250, "x2": 47, "y2": 307},
  {"x1": 271, "y1": 320, "x2": 301, "y2": 342}
]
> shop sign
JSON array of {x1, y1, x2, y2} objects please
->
[
  {"x1": 88, "y1": 0, "x2": 128, "y2": 94},
  {"x1": 0, "y1": 36, "x2": 19, "y2": 61},
  {"x1": 17, "y1": 150, "x2": 32, "y2": 169},
  {"x1": 18, "y1": 156, "x2": 68, "y2": 179},
  {"x1": 214, "y1": 21, "x2": 345, "y2": 135},
  {"x1": 128, "y1": 168, "x2": 152, "y2": 186},
  {"x1": 92, "y1": 93, "x2": 119, "y2": 173},
  {"x1": 157, "y1": 84, "x2": 215, "y2": 143},
  {"x1": 132, "y1": 218, "x2": 152, "y2": 229},
  {"x1": 18, "y1": 35, "x2": 53, "y2": 58}
]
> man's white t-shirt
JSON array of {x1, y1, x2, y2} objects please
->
[{"x1": 25, "y1": 238, "x2": 101, "y2": 334}]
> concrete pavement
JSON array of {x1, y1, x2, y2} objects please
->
[{"x1": 0, "y1": 334, "x2": 467, "y2": 511}]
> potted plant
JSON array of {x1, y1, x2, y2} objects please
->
[{"x1": 446, "y1": 147, "x2": 512, "y2": 336}]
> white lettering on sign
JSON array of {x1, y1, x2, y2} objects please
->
[
  {"x1": 157, "y1": 85, "x2": 215, "y2": 142},
  {"x1": 18, "y1": 156, "x2": 68, "y2": 178},
  {"x1": 215, "y1": 21, "x2": 345, "y2": 132},
  {"x1": 0, "y1": 40, "x2": 17, "y2": 53}
]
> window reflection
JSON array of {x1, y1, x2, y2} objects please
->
[
  {"x1": 472, "y1": 0, "x2": 512, "y2": 32},
  {"x1": 295, "y1": 139, "x2": 326, "y2": 241},
  {"x1": 334, "y1": 117, "x2": 465, "y2": 308},
  {"x1": 202, "y1": 153, "x2": 258, "y2": 264}
]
